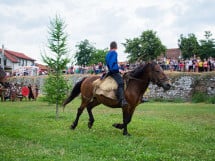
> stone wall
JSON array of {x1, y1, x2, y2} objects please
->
[
  {"x1": 148, "y1": 72, "x2": 215, "y2": 101},
  {"x1": 7, "y1": 72, "x2": 215, "y2": 101}
]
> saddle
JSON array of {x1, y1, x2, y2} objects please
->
[{"x1": 93, "y1": 76, "x2": 118, "y2": 100}]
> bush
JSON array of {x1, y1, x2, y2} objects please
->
[
  {"x1": 192, "y1": 92, "x2": 206, "y2": 103},
  {"x1": 207, "y1": 96, "x2": 215, "y2": 104},
  {"x1": 191, "y1": 92, "x2": 215, "y2": 103}
]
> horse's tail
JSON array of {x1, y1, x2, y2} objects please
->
[{"x1": 63, "y1": 77, "x2": 87, "y2": 110}]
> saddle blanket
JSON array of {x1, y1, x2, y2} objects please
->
[{"x1": 93, "y1": 76, "x2": 118, "y2": 100}]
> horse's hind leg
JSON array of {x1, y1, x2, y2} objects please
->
[
  {"x1": 71, "y1": 102, "x2": 87, "y2": 130},
  {"x1": 86, "y1": 98, "x2": 100, "y2": 129}
]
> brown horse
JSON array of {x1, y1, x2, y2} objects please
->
[{"x1": 63, "y1": 61, "x2": 171, "y2": 135}]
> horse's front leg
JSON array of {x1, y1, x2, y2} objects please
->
[
  {"x1": 122, "y1": 122, "x2": 130, "y2": 136},
  {"x1": 112, "y1": 123, "x2": 129, "y2": 136},
  {"x1": 113, "y1": 107, "x2": 135, "y2": 136},
  {"x1": 112, "y1": 107, "x2": 125, "y2": 130},
  {"x1": 112, "y1": 123, "x2": 124, "y2": 129},
  {"x1": 122, "y1": 109, "x2": 131, "y2": 136}
]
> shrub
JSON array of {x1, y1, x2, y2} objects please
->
[
  {"x1": 207, "y1": 96, "x2": 215, "y2": 104},
  {"x1": 192, "y1": 92, "x2": 207, "y2": 103}
]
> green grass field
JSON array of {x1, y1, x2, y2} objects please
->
[{"x1": 0, "y1": 99, "x2": 214, "y2": 161}]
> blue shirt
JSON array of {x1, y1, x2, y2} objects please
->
[{"x1": 105, "y1": 50, "x2": 119, "y2": 73}]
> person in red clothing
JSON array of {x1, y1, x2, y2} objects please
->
[{"x1": 203, "y1": 59, "x2": 208, "y2": 72}]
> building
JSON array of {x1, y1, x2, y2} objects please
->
[
  {"x1": 35, "y1": 63, "x2": 49, "y2": 75},
  {"x1": 158, "y1": 48, "x2": 182, "y2": 60},
  {"x1": 165, "y1": 48, "x2": 182, "y2": 59},
  {"x1": 0, "y1": 48, "x2": 36, "y2": 74}
]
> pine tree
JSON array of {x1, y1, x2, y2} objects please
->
[{"x1": 41, "y1": 15, "x2": 70, "y2": 119}]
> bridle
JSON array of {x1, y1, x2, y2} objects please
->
[
  {"x1": 123, "y1": 62, "x2": 169, "y2": 86},
  {"x1": 150, "y1": 63, "x2": 169, "y2": 86}
]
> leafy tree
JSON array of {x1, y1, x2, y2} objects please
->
[
  {"x1": 199, "y1": 31, "x2": 215, "y2": 59},
  {"x1": 89, "y1": 48, "x2": 108, "y2": 65},
  {"x1": 123, "y1": 30, "x2": 166, "y2": 62},
  {"x1": 41, "y1": 15, "x2": 70, "y2": 119},
  {"x1": 178, "y1": 33, "x2": 200, "y2": 59},
  {"x1": 75, "y1": 39, "x2": 95, "y2": 66}
]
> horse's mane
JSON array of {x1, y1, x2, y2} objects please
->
[
  {"x1": 129, "y1": 64, "x2": 146, "y2": 78},
  {"x1": 129, "y1": 61, "x2": 156, "y2": 78}
]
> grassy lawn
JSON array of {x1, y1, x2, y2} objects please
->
[{"x1": 0, "y1": 99, "x2": 214, "y2": 161}]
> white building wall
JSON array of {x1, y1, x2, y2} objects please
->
[
  {"x1": 13, "y1": 63, "x2": 20, "y2": 70},
  {"x1": 7, "y1": 59, "x2": 34, "y2": 72},
  {"x1": 6, "y1": 59, "x2": 14, "y2": 67}
]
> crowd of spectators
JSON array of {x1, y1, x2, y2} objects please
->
[
  {"x1": 66, "y1": 57, "x2": 215, "y2": 75},
  {"x1": 67, "y1": 62, "x2": 106, "y2": 74},
  {"x1": 158, "y1": 57, "x2": 215, "y2": 72},
  {"x1": 2, "y1": 57, "x2": 214, "y2": 79},
  {"x1": 66, "y1": 62, "x2": 131, "y2": 75},
  {"x1": 0, "y1": 82, "x2": 39, "y2": 102}
]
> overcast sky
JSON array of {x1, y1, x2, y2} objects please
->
[{"x1": 0, "y1": 0, "x2": 215, "y2": 64}]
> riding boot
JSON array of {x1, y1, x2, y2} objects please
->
[{"x1": 118, "y1": 86, "x2": 128, "y2": 108}]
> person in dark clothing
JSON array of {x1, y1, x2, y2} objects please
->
[
  {"x1": 28, "y1": 84, "x2": 34, "y2": 101},
  {"x1": 105, "y1": 41, "x2": 128, "y2": 108},
  {"x1": 35, "y1": 85, "x2": 39, "y2": 100}
]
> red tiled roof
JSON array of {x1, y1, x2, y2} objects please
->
[
  {"x1": 35, "y1": 63, "x2": 49, "y2": 71},
  {"x1": 4, "y1": 51, "x2": 19, "y2": 62},
  {"x1": 0, "y1": 48, "x2": 35, "y2": 63}
]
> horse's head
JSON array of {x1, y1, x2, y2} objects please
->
[{"x1": 149, "y1": 62, "x2": 171, "y2": 90}]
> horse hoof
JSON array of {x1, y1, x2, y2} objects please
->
[
  {"x1": 112, "y1": 123, "x2": 117, "y2": 128},
  {"x1": 88, "y1": 122, "x2": 93, "y2": 129},
  {"x1": 112, "y1": 123, "x2": 123, "y2": 129},
  {"x1": 70, "y1": 125, "x2": 76, "y2": 130},
  {"x1": 123, "y1": 132, "x2": 131, "y2": 136}
]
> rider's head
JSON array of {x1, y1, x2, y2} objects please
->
[{"x1": 110, "y1": 41, "x2": 117, "y2": 50}]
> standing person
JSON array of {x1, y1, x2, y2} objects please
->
[
  {"x1": 105, "y1": 41, "x2": 128, "y2": 108},
  {"x1": 28, "y1": 84, "x2": 34, "y2": 101},
  {"x1": 203, "y1": 59, "x2": 208, "y2": 72},
  {"x1": 198, "y1": 59, "x2": 203, "y2": 72},
  {"x1": 21, "y1": 85, "x2": 29, "y2": 101},
  {"x1": 35, "y1": 84, "x2": 39, "y2": 100}
]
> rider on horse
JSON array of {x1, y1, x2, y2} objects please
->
[{"x1": 105, "y1": 41, "x2": 128, "y2": 108}]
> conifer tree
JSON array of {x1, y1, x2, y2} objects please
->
[{"x1": 41, "y1": 15, "x2": 70, "y2": 119}]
